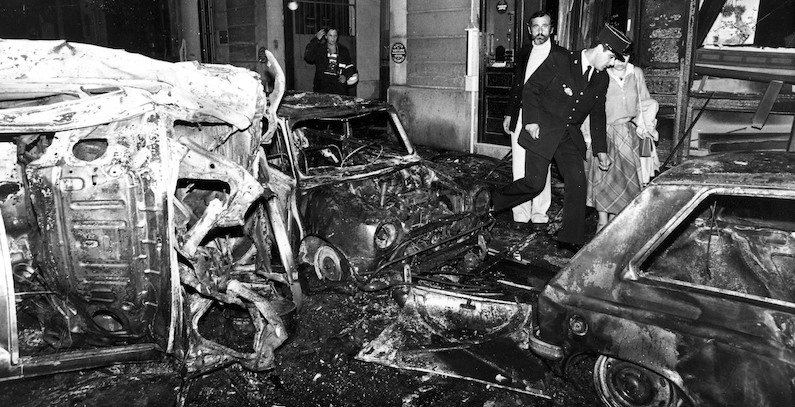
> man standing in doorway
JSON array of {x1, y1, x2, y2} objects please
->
[
  {"x1": 304, "y1": 27, "x2": 359, "y2": 95},
  {"x1": 502, "y1": 11, "x2": 559, "y2": 232},
  {"x1": 492, "y1": 24, "x2": 631, "y2": 252}
]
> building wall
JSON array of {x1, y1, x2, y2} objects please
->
[
  {"x1": 264, "y1": 2, "x2": 286, "y2": 69},
  {"x1": 388, "y1": 0, "x2": 476, "y2": 152},
  {"x1": 356, "y1": 0, "x2": 381, "y2": 99},
  {"x1": 391, "y1": 87, "x2": 474, "y2": 151}
]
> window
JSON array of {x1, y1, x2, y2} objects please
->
[
  {"x1": 291, "y1": 110, "x2": 410, "y2": 175},
  {"x1": 294, "y1": 0, "x2": 356, "y2": 36},
  {"x1": 640, "y1": 194, "x2": 795, "y2": 303},
  {"x1": 701, "y1": 0, "x2": 795, "y2": 47}
]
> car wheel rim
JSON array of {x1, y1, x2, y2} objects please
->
[
  {"x1": 314, "y1": 245, "x2": 344, "y2": 281},
  {"x1": 594, "y1": 356, "x2": 678, "y2": 407}
]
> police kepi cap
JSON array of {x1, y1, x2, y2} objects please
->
[{"x1": 597, "y1": 24, "x2": 631, "y2": 61}]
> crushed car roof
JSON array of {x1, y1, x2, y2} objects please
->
[
  {"x1": 0, "y1": 39, "x2": 264, "y2": 130},
  {"x1": 277, "y1": 91, "x2": 391, "y2": 120},
  {"x1": 653, "y1": 151, "x2": 795, "y2": 190}
]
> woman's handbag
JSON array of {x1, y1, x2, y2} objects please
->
[
  {"x1": 640, "y1": 137, "x2": 653, "y2": 157},
  {"x1": 633, "y1": 67, "x2": 660, "y2": 184}
]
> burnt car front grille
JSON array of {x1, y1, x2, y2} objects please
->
[{"x1": 370, "y1": 213, "x2": 493, "y2": 276}]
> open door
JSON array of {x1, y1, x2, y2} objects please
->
[{"x1": 285, "y1": 0, "x2": 357, "y2": 93}]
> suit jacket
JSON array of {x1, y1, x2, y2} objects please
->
[
  {"x1": 505, "y1": 43, "x2": 557, "y2": 130},
  {"x1": 518, "y1": 48, "x2": 608, "y2": 160},
  {"x1": 505, "y1": 44, "x2": 532, "y2": 131}
]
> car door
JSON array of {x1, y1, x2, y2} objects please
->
[{"x1": 634, "y1": 190, "x2": 795, "y2": 407}]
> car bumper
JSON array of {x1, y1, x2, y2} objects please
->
[{"x1": 529, "y1": 330, "x2": 564, "y2": 361}]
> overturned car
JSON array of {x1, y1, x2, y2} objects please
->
[
  {"x1": 532, "y1": 151, "x2": 795, "y2": 407},
  {"x1": 263, "y1": 92, "x2": 495, "y2": 290},
  {"x1": 0, "y1": 40, "x2": 299, "y2": 380}
]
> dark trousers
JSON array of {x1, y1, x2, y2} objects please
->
[{"x1": 492, "y1": 133, "x2": 587, "y2": 245}]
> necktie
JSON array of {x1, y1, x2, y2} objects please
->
[{"x1": 583, "y1": 66, "x2": 592, "y2": 82}]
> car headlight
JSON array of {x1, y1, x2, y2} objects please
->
[
  {"x1": 472, "y1": 187, "x2": 491, "y2": 216},
  {"x1": 374, "y1": 222, "x2": 399, "y2": 250}
]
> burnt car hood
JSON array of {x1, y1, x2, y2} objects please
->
[{"x1": 423, "y1": 150, "x2": 505, "y2": 190}]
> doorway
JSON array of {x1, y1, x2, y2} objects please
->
[{"x1": 283, "y1": 0, "x2": 357, "y2": 92}]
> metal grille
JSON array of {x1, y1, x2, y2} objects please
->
[{"x1": 294, "y1": 0, "x2": 356, "y2": 36}]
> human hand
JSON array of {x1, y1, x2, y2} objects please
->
[
  {"x1": 316, "y1": 29, "x2": 326, "y2": 40},
  {"x1": 524, "y1": 123, "x2": 540, "y2": 140},
  {"x1": 597, "y1": 152, "x2": 612, "y2": 171},
  {"x1": 502, "y1": 116, "x2": 512, "y2": 134}
]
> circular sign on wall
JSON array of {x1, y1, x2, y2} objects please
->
[
  {"x1": 496, "y1": 0, "x2": 508, "y2": 13},
  {"x1": 391, "y1": 42, "x2": 406, "y2": 64}
]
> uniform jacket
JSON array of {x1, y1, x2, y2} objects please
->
[
  {"x1": 304, "y1": 37, "x2": 356, "y2": 94},
  {"x1": 518, "y1": 47, "x2": 608, "y2": 160}
]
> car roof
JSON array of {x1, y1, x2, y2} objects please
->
[
  {"x1": 653, "y1": 151, "x2": 795, "y2": 190},
  {"x1": 0, "y1": 39, "x2": 264, "y2": 130},
  {"x1": 277, "y1": 91, "x2": 392, "y2": 120}
]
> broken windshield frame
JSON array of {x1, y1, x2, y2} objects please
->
[{"x1": 290, "y1": 109, "x2": 413, "y2": 176}]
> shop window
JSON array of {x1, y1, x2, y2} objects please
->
[{"x1": 702, "y1": 0, "x2": 795, "y2": 48}]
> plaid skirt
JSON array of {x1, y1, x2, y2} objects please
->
[{"x1": 586, "y1": 122, "x2": 643, "y2": 214}]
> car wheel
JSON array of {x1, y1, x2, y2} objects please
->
[
  {"x1": 314, "y1": 244, "x2": 346, "y2": 281},
  {"x1": 594, "y1": 356, "x2": 681, "y2": 407}
]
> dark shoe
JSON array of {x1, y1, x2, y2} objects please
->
[
  {"x1": 488, "y1": 188, "x2": 510, "y2": 216},
  {"x1": 555, "y1": 241, "x2": 583, "y2": 254}
]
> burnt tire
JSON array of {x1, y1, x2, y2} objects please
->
[{"x1": 594, "y1": 356, "x2": 681, "y2": 407}]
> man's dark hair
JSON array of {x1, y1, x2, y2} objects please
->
[{"x1": 527, "y1": 10, "x2": 555, "y2": 26}]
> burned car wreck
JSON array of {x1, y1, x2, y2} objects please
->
[
  {"x1": 532, "y1": 151, "x2": 795, "y2": 407},
  {"x1": 0, "y1": 39, "x2": 300, "y2": 380},
  {"x1": 264, "y1": 92, "x2": 495, "y2": 291},
  {"x1": 359, "y1": 151, "x2": 795, "y2": 404}
]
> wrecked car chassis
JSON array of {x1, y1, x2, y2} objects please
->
[{"x1": 0, "y1": 40, "x2": 298, "y2": 381}]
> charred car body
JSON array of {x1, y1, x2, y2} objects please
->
[
  {"x1": 531, "y1": 152, "x2": 795, "y2": 407},
  {"x1": 0, "y1": 40, "x2": 299, "y2": 380},
  {"x1": 264, "y1": 92, "x2": 494, "y2": 289}
]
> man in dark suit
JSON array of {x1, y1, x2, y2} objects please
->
[
  {"x1": 502, "y1": 11, "x2": 560, "y2": 231},
  {"x1": 492, "y1": 24, "x2": 631, "y2": 251}
]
